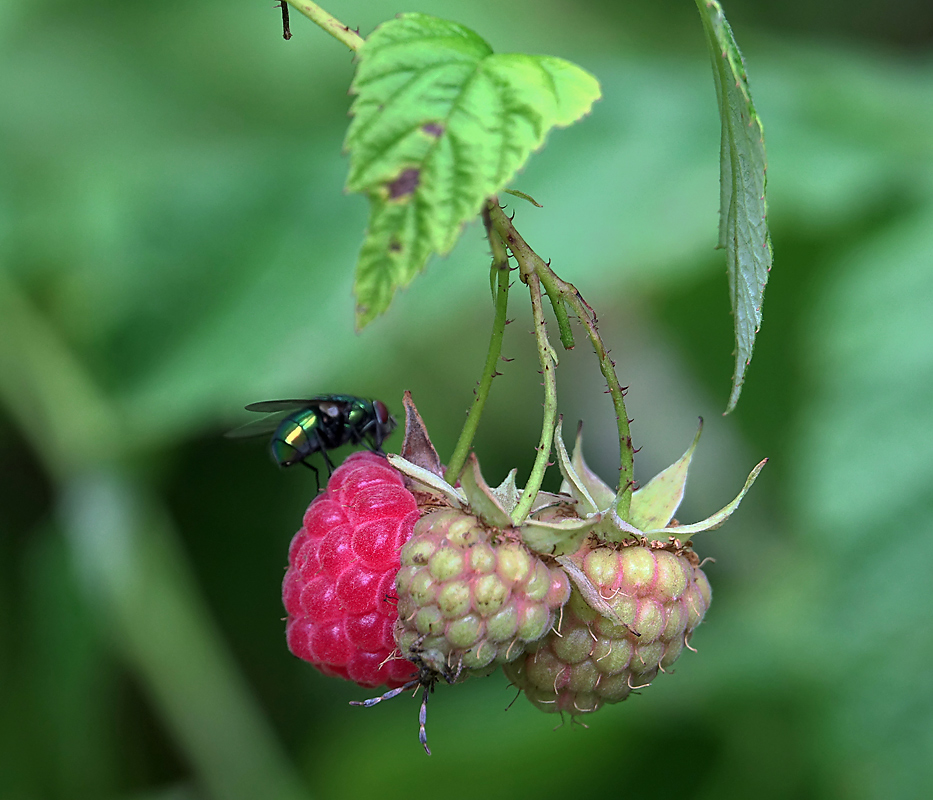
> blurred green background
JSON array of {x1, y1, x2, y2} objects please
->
[{"x1": 2, "y1": 1, "x2": 932, "y2": 798}]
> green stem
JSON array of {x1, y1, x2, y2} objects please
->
[
  {"x1": 546, "y1": 271, "x2": 634, "y2": 516},
  {"x1": 487, "y1": 204, "x2": 634, "y2": 518},
  {"x1": 285, "y1": 1, "x2": 364, "y2": 51},
  {"x1": 444, "y1": 209, "x2": 512, "y2": 484},
  {"x1": 487, "y1": 205, "x2": 559, "y2": 524},
  {"x1": 509, "y1": 269, "x2": 559, "y2": 525}
]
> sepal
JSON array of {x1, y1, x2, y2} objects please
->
[
  {"x1": 558, "y1": 421, "x2": 615, "y2": 511},
  {"x1": 642, "y1": 458, "x2": 768, "y2": 539},
  {"x1": 555, "y1": 555, "x2": 634, "y2": 633},
  {"x1": 458, "y1": 453, "x2": 514, "y2": 528},
  {"x1": 388, "y1": 454, "x2": 466, "y2": 507},
  {"x1": 522, "y1": 514, "x2": 601, "y2": 557},
  {"x1": 554, "y1": 418, "x2": 601, "y2": 516},
  {"x1": 630, "y1": 419, "x2": 703, "y2": 531}
]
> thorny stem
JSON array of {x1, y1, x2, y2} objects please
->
[
  {"x1": 547, "y1": 272, "x2": 634, "y2": 517},
  {"x1": 484, "y1": 202, "x2": 559, "y2": 525},
  {"x1": 284, "y1": 1, "x2": 364, "y2": 52},
  {"x1": 487, "y1": 203, "x2": 634, "y2": 519},
  {"x1": 511, "y1": 270, "x2": 559, "y2": 525},
  {"x1": 444, "y1": 210, "x2": 513, "y2": 484}
]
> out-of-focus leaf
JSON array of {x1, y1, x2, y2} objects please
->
[
  {"x1": 695, "y1": 0, "x2": 772, "y2": 412},
  {"x1": 17, "y1": 525, "x2": 116, "y2": 798},
  {"x1": 794, "y1": 209, "x2": 933, "y2": 798},
  {"x1": 60, "y1": 472, "x2": 308, "y2": 800},
  {"x1": 345, "y1": 13, "x2": 600, "y2": 327}
]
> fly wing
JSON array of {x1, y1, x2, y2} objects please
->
[
  {"x1": 243, "y1": 399, "x2": 316, "y2": 413},
  {"x1": 225, "y1": 399, "x2": 313, "y2": 439},
  {"x1": 224, "y1": 415, "x2": 286, "y2": 439}
]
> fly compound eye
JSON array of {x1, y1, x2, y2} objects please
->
[{"x1": 374, "y1": 400, "x2": 391, "y2": 425}]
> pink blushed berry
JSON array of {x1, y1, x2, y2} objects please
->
[{"x1": 283, "y1": 451, "x2": 420, "y2": 688}]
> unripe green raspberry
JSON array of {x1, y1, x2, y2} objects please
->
[
  {"x1": 394, "y1": 507, "x2": 571, "y2": 677},
  {"x1": 503, "y1": 538, "x2": 711, "y2": 715}
]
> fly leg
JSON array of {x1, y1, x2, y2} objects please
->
[{"x1": 296, "y1": 459, "x2": 322, "y2": 493}]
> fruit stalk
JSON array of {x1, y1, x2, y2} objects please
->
[
  {"x1": 487, "y1": 203, "x2": 635, "y2": 515},
  {"x1": 444, "y1": 211, "x2": 513, "y2": 484},
  {"x1": 284, "y1": 1, "x2": 364, "y2": 52},
  {"x1": 510, "y1": 268, "x2": 559, "y2": 525},
  {"x1": 546, "y1": 272, "x2": 634, "y2": 514}
]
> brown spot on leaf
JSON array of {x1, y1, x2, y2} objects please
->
[
  {"x1": 389, "y1": 240, "x2": 402, "y2": 253},
  {"x1": 388, "y1": 168, "x2": 420, "y2": 199},
  {"x1": 422, "y1": 123, "x2": 444, "y2": 138}
]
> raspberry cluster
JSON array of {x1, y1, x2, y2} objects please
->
[{"x1": 277, "y1": 405, "x2": 762, "y2": 756}]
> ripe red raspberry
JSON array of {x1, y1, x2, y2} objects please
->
[
  {"x1": 283, "y1": 451, "x2": 419, "y2": 688},
  {"x1": 394, "y1": 507, "x2": 571, "y2": 678},
  {"x1": 503, "y1": 538, "x2": 711, "y2": 714}
]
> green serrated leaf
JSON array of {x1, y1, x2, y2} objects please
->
[
  {"x1": 695, "y1": 1, "x2": 772, "y2": 412},
  {"x1": 646, "y1": 458, "x2": 768, "y2": 538},
  {"x1": 346, "y1": 13, "x2": 601, "y2": 327},
  {"x1": 353, "y1": 200, "x2": 434, "y2": 329},
  {"x1": 630, "y1": 419, "x2": 703, "y2": 531}
]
